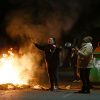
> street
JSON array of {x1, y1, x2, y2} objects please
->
[
  {"x1": 0, "y1": 68, "x2": 100, "y2": 100},
  {"x1": 0, "y1": 88, "x2": 100, "y2": 100}
]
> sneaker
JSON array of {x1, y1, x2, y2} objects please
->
[
  {"x1": 77, "y1": 80, "x2": 81, "y2": 82},
  {"x1": 48, "y1": 88, "x2": 53, "y2": 91},
  {"x1": 53, "y1": 86, "x2": 59, "y2": 92},
  {"x1": 75, "y1": 90, "x2": 90, "y2": 94},
  {"x1": 73, "y1": 80, "x2": 81, "y2": 82},
  {"x1": 73, "y1": 80, "x2": 77, "y2": 82}
]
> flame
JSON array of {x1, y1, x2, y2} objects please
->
[
  {"x1": 0, "y1": 48, "x2": 35, "y2": 86},
  {"x1": 32, "y1": 85, "x2": 42, "y2": 89}
]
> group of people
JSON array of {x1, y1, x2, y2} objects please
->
[{"x1": 34, "y1": 36, "x2": 93, "y2": 94}]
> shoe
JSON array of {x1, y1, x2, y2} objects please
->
[
  {"x1": 73, "y1": 80, "x2": 77, "y2": 82},
  {"x1": 84, "y1": 91, "x2": 90, "y2": 94},
  {"x1": 73, "y1": 80, "x2": 81, "y2": 82},
  {"x1": 74, "y1": 90, "x2": 84, "y2": 93},
  {"x1": 77, "y1": 80, "x2": 81, "y2": 82},
  {"x1": 53, "y1": 86, "x2": 59, "y2": 92},
  {"x1": 48, "y1": 88, "x2": 53, "y2": 91},
  {"x1": 75, "y1": 90, "x2": 90, "y2": 94}
]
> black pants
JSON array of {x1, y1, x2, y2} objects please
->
[
  {"x1": 48, "y1": 64, "x2": 59, "y2": 89},
  {"x1": 73, "y1": 65, "x2": 80, "y2": 80},
  {"x1": 79, "y1": 68, "x2": 91, "y2": 91}
]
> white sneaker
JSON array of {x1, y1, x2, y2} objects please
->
[
  {"x1": 73, "y1": 80, "x2": 81, "y2": 82},
  {"x1": 53, "y1": 86, "x2": 59, "y2": 91},
  {"x1": 73, "y1": 80, "x2": 77, "y2": 82}
]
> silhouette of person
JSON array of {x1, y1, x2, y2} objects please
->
[{"x1": 34, "y1": 37, "x2": 61, "y2": 91}]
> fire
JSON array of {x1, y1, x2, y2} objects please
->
[{"x1": 0, "y1": 48, "x2": 35, "y2": 86}]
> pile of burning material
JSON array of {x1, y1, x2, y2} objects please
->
[
  {"x1": 0, "y1": 83, "x2": 30, "y2": 90},
  {"x1": 0, "y1": 84, "x2": 48, "y2": 90},
  {"x1": 0, "y1": 48, "x2": 49, "y2": 90},
  {"x1": 30, "y1": 84, "x2": 48, "y2": 90},
  {"x1": 0, "y1": 48, "x2": 37, "y2": 90},
  {"x1": 0, "y1": 83, "x2": 16, "y2": 90}
]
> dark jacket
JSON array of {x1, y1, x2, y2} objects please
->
[{"x1": 35, "y1": 43, "x2": 61, "y2": 67}]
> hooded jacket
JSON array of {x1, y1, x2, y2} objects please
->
[{"x1": 77, "y1": 42, "x2": 93, "y2": 68}]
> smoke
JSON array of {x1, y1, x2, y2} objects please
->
[
  {"x1": 1, "y1": 0, "x2": 99, "y2": 85},
  {"x1": 6, "y1": 10, "x2": 61, "y2": 44},
  {"x1": 1, "y1": 0, "x2": 100, "y2": 44},
  {"x1": 14, "y1": 51, "x2": 48, "y2": 85},
  {"x1": 2, "y1": 0, "x2": 85, "y2": 85},
  {"x1": 5, "y1": 0, "x2": 84, "y2": 45}
]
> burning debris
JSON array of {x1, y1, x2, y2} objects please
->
[
  {"x1": 0, "y1": 83, "x2": 31, "y2": 90},
  {"x1": 0, "y1": 0, "x2": 99, "y2": 91},
  {"x1": 0, "y1": 47, "x2": 47, "y2": 90},
  {"x1": 31, "y1": 84, "x2": 48, "y2": 90}
]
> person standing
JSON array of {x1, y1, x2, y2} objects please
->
[
  {"x1": 34, "y1": 37, "x2": 61, "y2": 91},
  {"x1": 71, "y1": 47, "x2": 80, "y2": 82},
  {"x1": 76, "y1": 36, "x2": 93, "y2": 93}
]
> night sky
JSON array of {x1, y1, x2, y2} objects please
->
[{"x1": 0, "y1": 0, "x2": 100, "y2": 49}]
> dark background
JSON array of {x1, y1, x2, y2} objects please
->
[{"x1": 0, "y1": 0, "x2": 100, "y2": 49}]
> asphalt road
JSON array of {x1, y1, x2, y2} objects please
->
[
  {"x1": 0, "y1": 68, "x2": 100, "y2": 100},
  {"x1": 0, "y1": 89, "x2": 100, "y2": 100}
]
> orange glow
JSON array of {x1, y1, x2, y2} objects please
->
[{"x1": 0, "y1": 48, "x2": 35, "y2": 86}]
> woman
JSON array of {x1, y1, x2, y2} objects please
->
[{"x1": 76, "y1": 36, "x2": 93, "y2": 93}]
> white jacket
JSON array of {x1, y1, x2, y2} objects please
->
[{"x1": 77, "y1": 43, "x2": 93, "y2": 68}]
